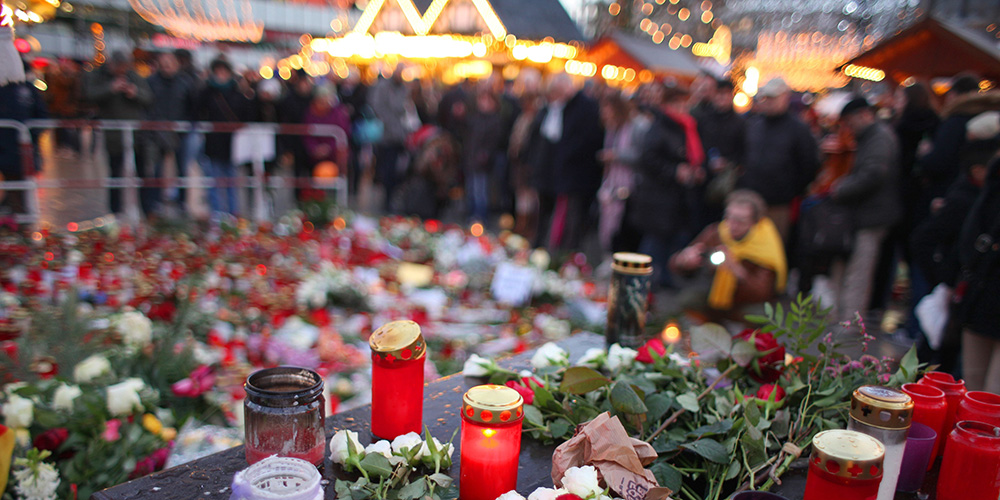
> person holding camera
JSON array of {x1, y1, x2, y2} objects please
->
[{"x1": 669, "y1": 189, "x2": 787, "y2": 322}]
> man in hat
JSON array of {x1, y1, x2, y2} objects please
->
[
  {"x1": 827, "y1": 96, "x2": 901, "y2": 324},
  {"x1": 740, "y1": 78, "x2": 819, "y2": 242}
]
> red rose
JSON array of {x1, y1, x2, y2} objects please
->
[
  {"x1": 636, "y1": 338, "x2": 667, "y2": 364},
  {"x1": 754, "y1": 383, "x2": 786, "y2": 403},
  {"x1": 33, "y1": 427, "x2": 69, "y2": 452},
  {"x1": 504, "y1": 377, "x2": 539, "y2": 405},
  {"x1": 734, "y1": 329, "x2": 785, "y2": 383},
  {"x1": 555, "y1": 495, "x2": 585, "y2": 500},
  {"x1": 171, "y1": 365, "x2": 216, "y2": 398}
]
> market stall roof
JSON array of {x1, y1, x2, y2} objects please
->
[
  {"x1": 587, "y1": 32, "x2": 703, "y2": 79},
  {"x1": 839, "y1": 15, "x2": 1000, "y2": 82},
  {"x1": 411, "y1": 0, "x2": 584, "y2": 42}
]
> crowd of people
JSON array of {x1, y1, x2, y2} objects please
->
[{"x1": 1, "y1": 45, "x2": 999, "y2": 391}]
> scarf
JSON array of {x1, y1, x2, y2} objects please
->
[{"x1": 708, "y1": 217, "x2": 787, "y2": 310}]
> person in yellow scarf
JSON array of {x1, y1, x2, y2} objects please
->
[{"x1": 670, "y1": 190, "x2": 787, "y2": 319}]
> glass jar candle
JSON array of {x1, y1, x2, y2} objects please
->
[
  {"x1": 936, "y1": 421, "x2": 1000, "y2": 500},
  {"x1": 918, "y1": 371, "x2": 966, "y2": 451},
  {"x1": 606, "y1": 252, "x2": 653, "y2": 348},
  {"x1": 847, "y1": 386, "x2": 912, "y2": 500},
  {"x1": 460, "y1": 384, "x2": 524, "y2": 500},
  {"x1": 244, "y1": 367, "x2": 326, "y2": 465},
  {"x1": 804, "y1": 429, "x2": 884, "y2": 500},
  {"x1": 370, "y1": 320, "x2": 426, "y2": 440},
  {"x1": 901, "y1": 383, "x2": 947, "y2": 469},
  {"x1": 956, "y1": 391, "x2": 1000, "y2": 428},
  {"x1": 230, "y1": 456, "x2": 323, "y2": 500}
]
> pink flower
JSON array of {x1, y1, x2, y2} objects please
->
[
  {"x1": 129, "y1": 446, "x2": 171, "y2": 479},
  {"x1": 103, "y1": 419, "x2": 122, "y2": 442},
  {"x1": 505, "y1": 377, "x2": 536, "y2": 405},
  {"x1": 636, "y1": 338, "x2": 667, "y2": 364},
  {"x1": 171, "y1": 365, "x2": 216, "y2": 398}
]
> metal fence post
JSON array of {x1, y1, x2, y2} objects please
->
[
  {"x1": 122, "y1": 123, "x2": 141, "y2": 225},
  {"x1": 251, "y1": 125, "x2": 267, "y2": 222}
]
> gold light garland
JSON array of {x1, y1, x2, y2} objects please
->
[{"x1": 127, "y1": 0, "x2": 262, "y2": 42}]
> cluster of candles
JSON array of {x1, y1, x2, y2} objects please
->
[
  {"x1": 241, "y1": 320, "x2": 523, "y2": 500},
  {"x1": 803, "y1": 375, "x2": 1000, "y2": 500}
]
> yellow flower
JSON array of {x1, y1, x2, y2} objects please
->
[
  {"x1": 160, "y1": 427, "x2": 177, "y2": 442},
  {"x1": 142, "y1": 414, "x2": 163, "y2": 436}
]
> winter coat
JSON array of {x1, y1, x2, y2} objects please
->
[
  {"x1": 0, "y1": 83, "x2": 47, "y2": 177},
  {"x1": 910, "y1": 174, "x2": 980, "y2": 287},
  {"x1": 194, "y1": 79, "x2": 252, "y2": 163},
  {"x1": 628, "y1": 108, "x2": 688, "y2": 237},
  {"x1": 532, "y1": 91, "x2": 604, "y2": 196},
  {"x1": 831, "y1": 121, "x2": 901, "y2": 229},
  {"x1": 739, "y1": 111, "x2": 819, "y2": 206},
  {"x1": 693, "y1": 105, "x2": 746, "y2": 166},
  {"x1": 462, "y1": 109, "x2": 504, "y2": 174},
  {"x1": 303, "y1": 105, "x2": 352, "y2": 164},
  {"x1": 957, "y1": 161, "x2": 1000, "y2": 339},
  {"x1": 369, "y1": 78, "x2": 415, "y2": 146},
  {"x1": 83, "y1": 68, "x2": 152, "y2": 154},
  {"x1": 146, "y1": 72, "x2": 192, "y2": 149}
]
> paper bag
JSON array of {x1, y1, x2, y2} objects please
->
[{"x1": 551, "y1": 412, "x2": 673, "y2": 500}]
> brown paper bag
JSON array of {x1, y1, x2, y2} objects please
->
[{"x1": 551, "y1": 412, "x2": 673, "y2": 500}]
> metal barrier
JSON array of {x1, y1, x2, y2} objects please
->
[{"x1": 0, "y1": 119, "x2": 350, "y2": 228}]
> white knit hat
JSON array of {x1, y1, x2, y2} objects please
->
[{"x1": 0, "y1": 4, "x2": 26, "y2": 86}]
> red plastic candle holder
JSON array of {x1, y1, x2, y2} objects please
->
[
  {"x1": 244, "y1": 366, "x2": 326, "y2": 465},
  {"x1": 460, "y1": 384, "x2": 524, "y2": 500},
  {"x1": 804, "y1": 430, "x2": 884, "y2": 500},
  {"x1": 918, "y1": 372, "x2": 966, "y2": 452},
  {"x1": 902, "y1": 383, "x2": 948, "y2": 469},
  {"x1": 936, "y1": 421, "x2": 1000, "y2": 500},
  {"x1": 957, "y1": 391, "x2": 1000, "y2": 428},
  {"x1": 369, "y1": 320, "x2": 426, "y2": 440}
]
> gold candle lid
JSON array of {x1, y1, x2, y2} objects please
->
[
  {"x1": 612, "y1": 252, "x2": 653, "y2": 275},
  {"x1": 850, "y1": 385, "x2": 913, "y2": 430},
  {"x1": 369, "y1": 320, "x2": 426, "y2": 362},
  {"x1": 462, "y1": 384, "x2": 523, "y2": 424},
  {"x1": 811, "y1": 429, "x2": 885, "y2": 481}
]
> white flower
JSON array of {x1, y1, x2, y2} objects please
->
[
  {"x1": 418, "y1": 436, "x2": 453, "y2": 460},
  {"x1": 576, "y1": 348, "x2": 606, "y2": 368},
  {"x1": 329, "y1": 429, "x2": 363, "y2": 465},
  {"x1": 0, "y1": 291, "x2": 18, "y2": 308},
  {"x1": 73, "y1": 354, "x2": 112, "y2": 383},
  {"x1": 390, "y1": 431, "x2": 423, "y2": 456},
  {"x1": 531, "y1": 342, "x2": 569, "y2": 370},
  {"x1": 13, "y1": 459, "x2": 60, "y2": 500},
  {"x1": 562, "y1": 465, "x2": 602, "y2": 499},
  {"x1": 2, "y1": 394, "x2": 34, "y2": 428},
  {"x1": 52, "y1": 384, "x2": 82, "y2": 411},
  {"x1": 527, "y1": 487, "x2": 568, "y2": 500},
  {"x1": 364, "y1": 440, "x2": 393, "y2": 459},
  {"x1": 463, "y1": 354, "x2": 492, "y2": 377},
  {"x1": 106, "y1": 378, "x2": 145, "y2": 416},
  {"x1": 606, "y1": 344, "x2": 638, "y2": 372},
  {"x1": 497, "y1": 491, "x2": 527, "y2": 500},
  {"x1": 117, "y1": 311, "x2": 153, "y2": 348}
]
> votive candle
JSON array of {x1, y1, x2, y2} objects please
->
[
  {"x1": 460, "y1": 384, "x2": 524, "y2": 500},
  {"x1": 369, "y1": 320, "x2": 426, "y2": 440}
]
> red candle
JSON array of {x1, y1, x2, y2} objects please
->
[
  {"x1": 901, "y1": 383, "x2": 948, "y2": 469},
  {"x1": 369, "y1": 320, "x2": 426, "y2": 440},
  {"x1": 460, "y1": 384, "x2": 524, "y2": 500},
  {"x1": 957, "y1": 391, "x2": 1000, "y2": 428},
  {"x1": 918, "y1": 371, "x2": 966, "y2": 452},
  {"x1": 804, "y1": 430, "x2": 884, "y2": 500},
  {"x1": 244, "y1": 367, "x2": 326, "y2": 465},
  {"x1": 936, "y1": 421, "x2": 1000, "y2": 500}
]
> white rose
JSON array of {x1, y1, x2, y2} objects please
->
[
  {"x1": 531, "y1": 342, "x2": 569, "y2": 370},
  {"x1": 329, "y1": 429, "x2": 363, "y2": 465},
  {"x1": 606, "y1": 344, "x2": 638, "y2": 372},
  {"x1": 364, "y1": 440, "x2": 392, "y2": 459},
  {"x1": 562, "y1": 465, "x2": 602, "y2": 499},
  {"x1": 418, "y1": 436, "x2": 453, "y2": 460},
  {"x1": 73, "y1": 354, "x2": 112, "y2": 383},
  {"x1": 576, "y1": 348, "x2": 606, "y2": 369},
  {"x1": 496, "y1": 491, "x2": 527, "y2": 500},
  {"x1": 527, "y1": 487, "x2": 568, "y2": 500},
  {"x1": 106, "y1": 378, "x2": 145, "y2": 416},
  {"x1": 391, "y1": 431, "x2": 423, "y2": 455},
  {"x1": 463, "y1": 354, "x2": 492, "y2": 377},
  {"x1": 52, "y1": 384, "x2": 82, "y2": 411},
  {"x1": 117, "y1": 311, "x2": 153, "y2": 348},
  {"x1": 12, "y1": 459, "x2": 59, "y2": 500},
  {"x1": 2, "y1": 394, "x2": 34, "y2": 428}
]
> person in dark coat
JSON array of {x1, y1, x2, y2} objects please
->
[
  {"x1": 916, "y1": 74, "x2": 980, "y2": 205},
  {"x1": 739, "y1": 78, "x2": 819, "y2": 242},
  {"x1": 278, "y1": 73, "x2": 314, "y2": 200},
  {"x1": 144, "y1": 52, "x2": 192, "y2": 216},
  {"x1": 194, "y1": 58, "x2": 252, "y2": 216},
  {"x1": 693, "y1": 79, "x2": 746, "y2": 223},
  {"x1": 461, "y1": 88, "x2": 505, "y2": 223},
  {"x1": 0, "y1": 42, "x2": 46, "y2": 217}
]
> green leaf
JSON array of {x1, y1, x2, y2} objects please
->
[
  {"x1": 610, "y1": 381, "x2": 648, "y2": 415},
  {"x1": 744, "y1": 399, "x2": 761, "y2": 427},
  {"x1": 523, "y1": 404, "x2": 544, "y2": 427},
  {"x1": 745, "y1": 314, "x2": 770, "y2": 324},
  {"x1": 645, "y1": 393, "x2": 673, "y2": 421},
  {"x1": 676, "y1": 393, "x2": 700, "y2": 413},
  {"x1": 560, "y1": 366, "x2": 611, "y2": 394},
  {"x1": 651, "y1": 462, "x2": 683, "y2": 493},
  {"x1": 429, "y1": 473, "x2": 453, "y2": 488},
  {"x1": 690, "y1": 323, "x2": 732, "y2": 362},
  {"x1": 741, "y1": 430, "x2": 768, "y2": 467},
  {"x1": 550, "y1": 418, "x2": 572, "y2": 439},
  {"x1": 731, "y1": 340, "x2": 758, "y2": 367},
  {"x1": 771, "y1": 410, "x2": 790, "y2": 438},
  {"x1": 681, "y1": 438, "x2": 729, "y2": 464},
  {"x1": 532, "y1": 382, "x2": 558, "y2": 411},
  {"x1": 359, "y1": 453, "x2": 394, "y2": 478},
  {"x1": 724, "y1": 460, "x2": 742, "y2": 480},
  {"x1": 688, "y1": 419, "x2": 734, "y2": 438},
  {"x1": 335, "y1": 479, "x2": 353, "y2": 500},
  {"x1": 398, "y1": 478, "x2": 428, "y2": 500}
]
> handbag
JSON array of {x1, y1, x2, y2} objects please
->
[
  {"x1": 798, "y1": 197, "x2": 855, "y2": 257},
  {"x1": 353, "y1": 105, "x2": 384, "y2": 145}
]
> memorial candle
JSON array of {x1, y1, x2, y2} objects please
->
[
  {"x1": 370, "y1": 320, "x2": 426, "y2": 440},
  {"x1": 803, "y1": 429, "x2": 884, "y2": 500},
  {"x1": 846, "y1": 386, "x2": 912, "y2": 500},
  {"x1": 918, "y1": 371, "x2": 966, "y2": 452},
  {"x1": 243, "y1": 367, "x2": 326, "y2": 465},
  {"x1": 460, "y1": 384, "x2": 524, "y2": 500},
  {"x1": 901, "y1": 383, "x2": 947, "y2": 469},
  {"x1": 936, "y1": 421, "x2": 1000, "y2": 500}
]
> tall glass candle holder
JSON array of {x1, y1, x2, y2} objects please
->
[
  {"x1": 804, "y1": 429, "x2": 885, "y2": 500},
  {"x1": 847, "y1": 386, "x2": 912, "y2": 500},
  {"x1": 901, "y1": 383, "x2": 947, "y2": 469},
  {"x1": 606, "y1": 252, "x2": 652, "y2": 348},
  {"x1": 918, "y1": 371, "x2": 966, "y2": 451},
  {"x1": 956, "y1": 391, "x2": 1000, "y2": 428},
  {"x1": 244, "y1": 367, "x2": 326, "y2": 465},
  {"x1": 936, "y1": 421, "x2": 1000, "y2": 500},
  {"x1": 460, "y1": 384, "x2": 524, "y2": 500},
  {"x1": 369, "y1": 320, "x2": 426, "y2": 440}
]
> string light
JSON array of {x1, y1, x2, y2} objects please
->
[
  {"x1": 354, "y1": 0, "x2": 504, "y2": 39},
  {"x1": 842, "y1": 63, "x2": 885, "y2": 82},
  {"x1": 127, "y1": 0, "x2": 262, "y2": 42}
]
